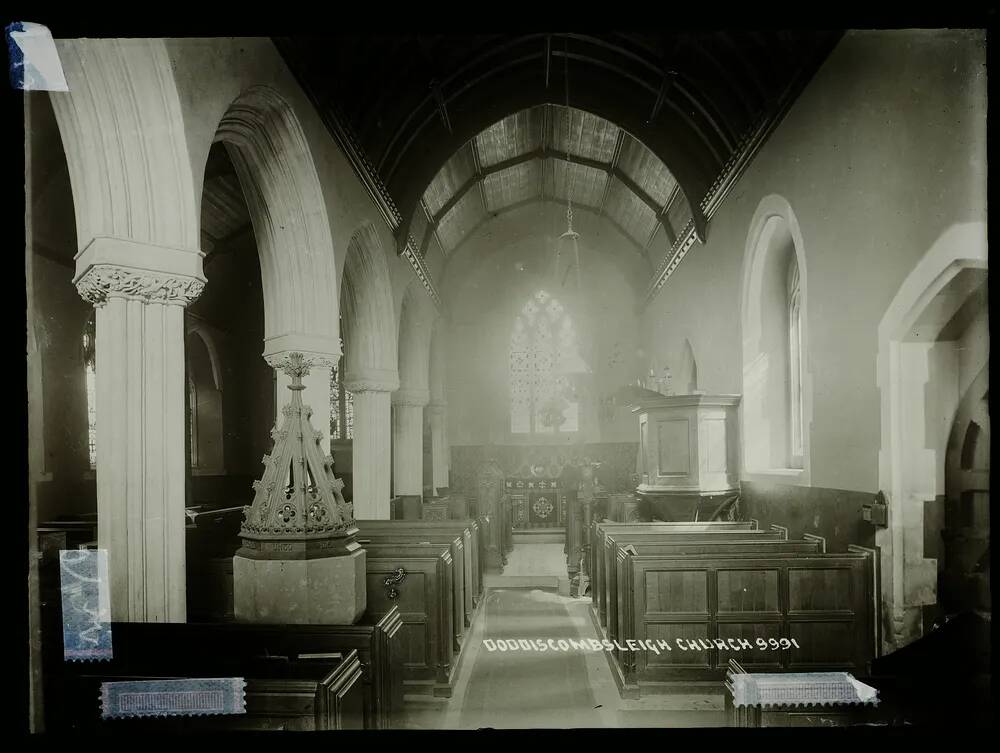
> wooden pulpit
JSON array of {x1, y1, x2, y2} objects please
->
[{"x1": 632, "y1": 393, "x2": 741, "y2": 521}]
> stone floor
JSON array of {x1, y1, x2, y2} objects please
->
[{"x1": 399, "y1": 565, "x2": 727, "y2": 729}]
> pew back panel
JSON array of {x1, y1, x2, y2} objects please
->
[
  {"x1": 359, "y1": 532, "x2": 474, "y2": 627},
  {"x1": 356, "y1": 519, "x2": 482, "y2": 602},
  {"x1": 611, "y1": 540, "x2": 824, "y2": 652},
  {"x1": 627, "y1": 552, "x2": 875, "y2": 689},
  {"x1": 596, "y1": 529, "x2": 785, "y2": 628},
  {"x1": 363, "y1": 546, "x2": 454, "y2": 695}
]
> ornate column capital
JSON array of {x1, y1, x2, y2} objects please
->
[
  {"x1": 264, "y1": 349, "x2": 339, "y2": 372},
  {"x1": 75, "y1": 264, "x2": 205, "y2": 307},
  {"x1": 392, "y1": 388, "x2": 430, "y2": 408},
  {"x1": 72, "y1": 236, "x2": 206, "y2": 308},
  {"x1": 427, "y1": 401, "x2": 447, "y2": 413},
  {"x1": 343, "y1": 367, "x2": 400, "y2": 394}
]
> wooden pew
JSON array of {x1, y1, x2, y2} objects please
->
[
  {"x1": 49, "y1": 614, "x2": 404, "y2": 730},
  {"x1": 588, "y1": 520, "x2": 757, "y2": 592},
  {"x1": 599, "y1": 532, "x2": 789, "y2": 653},
  {"x1": 356, "y1": 519, "x2": 485, "y2": 605},
  {"x1": 590, "y1": 523, "x2": 771, "y2": 629},
  {"x1": 359, "y1": 531, "x2": 473, "y2": 630},
  {"x1": 614, "y1": 548, "x2": 877, "y2": 697},
  {"x1": 361, "y1": 542, "x2": 457, "y2": 698},
  {"x1": 608, "y1": 539, "x2": 824, "y2": 687}
]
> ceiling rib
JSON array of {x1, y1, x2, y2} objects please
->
[{"x1": 430, "y1": 147, "x2": 668, "y2": 230}]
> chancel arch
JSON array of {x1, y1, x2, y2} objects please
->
[
  {"x1": 740, "y1": 194, "x2": 811, "y2": 482},
  {"x1": 338, "y1": 223, "x2": 400, "y2": 518}
]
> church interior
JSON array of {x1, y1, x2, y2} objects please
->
[{"x1": 25, "y1": 29, "x2": 989, "y2": 731}]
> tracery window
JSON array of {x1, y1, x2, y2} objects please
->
[{"x1": 509, "y1": 290, "x2": 580, "y2": 435}]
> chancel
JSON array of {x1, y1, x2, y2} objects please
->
[{"x1": 25, "y1": 27, "x2": 989, "y2": 732}]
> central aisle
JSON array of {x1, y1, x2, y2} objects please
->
[{"x1": 455, "y1": 588, "x2": 601, "y2": 729}]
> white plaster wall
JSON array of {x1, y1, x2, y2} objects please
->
[{"x1": 641, "y1": 29, "x2": 988, "y2": 493}]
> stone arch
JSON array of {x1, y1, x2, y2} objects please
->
[
  {"x1": 876, "y1": 220, "x2": 988, "y2": 651},
  {"x1": 49, "y1": 39, "x2": 200, "y2": 254},
  {"x1": 214, "y1": 85, "x2": 340, "y2": 366},
  {"x1": 740, "y1": 194, "x2": 812, "y2": 482},
  {"x1": 340, "y1": 222, "x2": 399, "y2": 390},
  {"x1": 397, "y1": 282, "x2": 437, "y2": 399}
]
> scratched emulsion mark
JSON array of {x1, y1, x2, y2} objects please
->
[
  {"x1": 5, "y1": 22, "x2": 68, "y2": 91},
  {"x1": 100, "y1": 678, "x2": 247, "y2": 720},
  {"x1": 59, "y1": 549, "x2": 113, "y2": 661}
]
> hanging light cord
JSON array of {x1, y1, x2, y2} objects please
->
[{"x1": 564, "y1": 36, "x2": 574, "y2": 234}]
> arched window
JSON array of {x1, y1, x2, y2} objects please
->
[
  {"x1": 188, "y1": 375, "x2": 199, "y2": 468},
  {"x1": 82, "y1": 315, "x2": 97, "y2": 469},
  {"x1": 741, "y1": 196, "x2": 809, "y2": 478},
  {"x1": 509, "y1": 290, "x2": 580, "y2": 435},
  {"x1": 787, "y1": 260, "x2": 804, "y2": 468},
  {"x1": 330, "y1": 337, "x2": 354, "y2": 441},
  {"x1": 185, "y1": 328, "x2": 225, "y2": 474}
]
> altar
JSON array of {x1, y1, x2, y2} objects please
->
[{"x1": 504, "y1": 478, "x2": 565, "y2": 530}]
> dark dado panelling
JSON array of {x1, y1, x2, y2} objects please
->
[
  {"x1": 739, "y1": 481, "x2": 877, "y2": 553},
  {"x1": 451, "y1": 443, "x2": 638, "y2": 494}
]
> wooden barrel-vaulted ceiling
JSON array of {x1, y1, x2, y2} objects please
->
[
  {"x1": 413, "y1": 104, "x2": 692, "y2": 265},
  {"x1": 277, "y1": 32, "x2": 839, "y2": 226}
]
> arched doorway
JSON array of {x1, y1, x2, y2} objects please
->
[{"x1": 876, "y1": 221, "x2": 988, "y2": 650}]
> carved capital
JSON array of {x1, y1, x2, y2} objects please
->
[
  {"x1": 76, "y1": 265, "x2": 205, "y2": 307},
  {"x1": 265, "y1": 350, "x2": 338, "y2": 374}
]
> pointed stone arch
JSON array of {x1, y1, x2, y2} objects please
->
[
  {"x1": 397, "y1": 282, "x2": 437, "y2": 400},
  {"x1": 50, "y1": 39, "x2": 201, "y2": 256},
  {"x1": 393, "y1": 282, "x2": 438, "y2": 499},
  {"x1": 214, "y1": 85, "x2": 340, "y2": 367},
  {"x1": 339, "y1": 223, "x2": 399, "y2": 519},
  {"x1": 340, "y1": 223, "x2": 399, "y2": 390}
]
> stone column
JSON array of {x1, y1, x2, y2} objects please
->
[
  {"x1": 345, "y1": 369, "x2": 399, "y2": 520},
  {"x1": 74, "y1": 239, "x2": 206, "y2": 622},
  {"x1": 392, "y1": 389, "x2": 429, "y2": 501},
  {"x1": 427, "y1": 402, "x2": 449, "y2": 495}
]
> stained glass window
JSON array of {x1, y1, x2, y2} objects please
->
[
  {"x1": 82, "y1": 317, "x2": 97, "y2": 469},
  {"x1": 330, "y1": 347, "x2": 354, "y2": 443},
  {"x1": 188, "y1": 375, "x2": 199, "y2": 468},
  {"x1": 509, "y1": 290, "x2": 580, "y2": 435}
]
